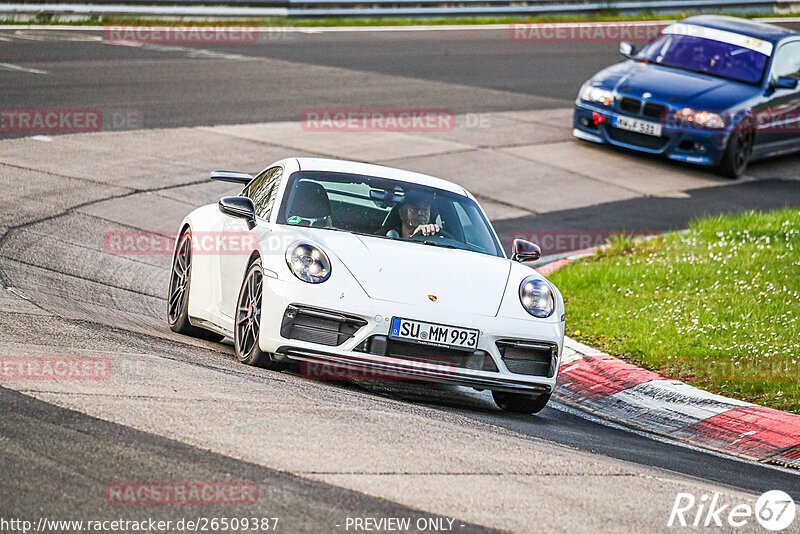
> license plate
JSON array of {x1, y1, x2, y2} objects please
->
[
  {"x1": 613, "y1": 116, "x2": 663, "y2": 137},
  {"x1": 390, "y1": 317, "x2": 479, "y2": 351}
]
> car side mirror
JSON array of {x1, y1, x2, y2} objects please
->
[
  {"x1": 619, "y1": 42, "x2": 636, "y2": 58},
  {"x1": 511, "y1": 239, "x2": 541, "y2": 263},
  {"x1": 772, "y1": 76, "x2": 798, "y2": 90},
  {"x1": 219, "y1": 196, "x2": 257, "y2": 230}
]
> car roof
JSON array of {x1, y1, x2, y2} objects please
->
[
  {"x1": 680, "y1": 15, "x2": 799, "y2": 45},
  {"x1": 294, "y1": 157, "x2": 468, "y2": 196}
]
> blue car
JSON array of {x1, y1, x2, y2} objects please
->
[{"x1": 573, "y1": 16, "x2": 800, "y2": 178}]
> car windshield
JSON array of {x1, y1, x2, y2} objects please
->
[
  {"x1": 276, "y1": 171, "x2": 504, "y2": 258},
  {"x1": 636, "y1": 26, "x2": 771, "y2": 84}
]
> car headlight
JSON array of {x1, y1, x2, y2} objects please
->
[
  {"x1": 674, "y1": 108, "x2": 726, "y2": 129},
  {"x1": 519, "y1": 276, "x2": 555, "y2": 318},
  {"x1": 285, "y1": 242, "x2": 331, "y2": 283},
  {"x1": 579, "y1": 85, "x2": 614, "y2": 106}
]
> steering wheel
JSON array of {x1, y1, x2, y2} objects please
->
[{"x1": 408, "y1": 227, "x2": 456, "y2": 241}]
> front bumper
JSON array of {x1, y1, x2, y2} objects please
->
[
  {"x1": 573, "y1": 102, "x2": 732, "y2": 167},
  {"x1": 259, "y1": 278, "x2": 564, "y2": 395},
  {"x1": 277, "y1": 345, "x2": 553, "y2": 394}
]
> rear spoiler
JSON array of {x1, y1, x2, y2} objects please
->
[{"x1": 210, "y1": 170, "x2": 253, "y2": 184}]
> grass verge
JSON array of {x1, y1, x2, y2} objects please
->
[{"x1": 548, "y1": 208, "x2": 800, "y2": 414}]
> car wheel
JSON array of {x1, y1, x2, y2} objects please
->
[
  {"x1": 235, "y1": 258, "x2": 284, "y2": 369},
  {"x1": 492, "y1": 390, "x2": 551, "y2": 414},
  {"x1": 718, "y1": 119, "x2": 753, "y2": 179},
  {"x1": 168, "y1": 229, "x2": 224, "y2": 342}
]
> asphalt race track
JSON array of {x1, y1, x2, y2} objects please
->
[{"x1": 1, "y1": 24, "x2": 799, "y2": 532}]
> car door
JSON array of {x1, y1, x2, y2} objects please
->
[
  {"x1": 756, "y1": 40, "x2": 800, "y2": 151},
  {"x1": 219, "y1": 165, "x2": 284, "y2": 320}
]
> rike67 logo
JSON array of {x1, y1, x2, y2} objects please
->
[{"x1": 668, "y1": 490, "x2": 796, "y2": 531}]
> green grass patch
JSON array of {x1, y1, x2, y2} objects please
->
[
  {"x1": 0, "y1": 11, "x2": 795, "y2": 27},
  {"x1": 549, "y1": 208, "x2": 800, "y2": 414}
]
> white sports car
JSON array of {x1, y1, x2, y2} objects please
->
[{"x1": 168, "y1": 158, "x2": 565, "y2": 414}]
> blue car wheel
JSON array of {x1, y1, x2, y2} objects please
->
[{"x1": 718, "y1": 118, "x2": 754, "y2": 179}]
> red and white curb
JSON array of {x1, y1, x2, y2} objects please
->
[{"x1": 540, "y1": 254, "x2": 800, "y2": 469}]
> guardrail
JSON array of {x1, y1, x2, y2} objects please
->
[{"x1": 1, "y1": 0, "x2": 796, "y2": 18}]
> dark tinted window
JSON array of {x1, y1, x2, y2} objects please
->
[
  {"x1": 637, "y1": 31, "x2": 769, "y2": 84},
  {"x1": 276, "y1": 171, "x2": 504, "y2": 258},
  {"x1": 771, "y1": 41, "x2": 800, "y2": 82}
]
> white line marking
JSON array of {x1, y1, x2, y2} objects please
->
[
  {"x1": 30, "y1": 135, "x2": 53, "y2": 142},
  {"x1": 12, "y1": 29, "x2": 102, "y2": 42},
  {"x1": 0, "y1": 62, "x2": 48, "y2": 75},
  {"x1": 102, "y1": 39, "x2": 258, "y2": 61}
]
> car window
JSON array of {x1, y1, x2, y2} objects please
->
[
  {"x1": 637, "y1": 26, "x2": 770, "y2": 85},
  {"x1": 276, "y1": 171, "x2": 504, "y2": 258},
  {"x1": 771, "y1": 41, "x2": 800, "y2": 82},
  {"x1": 453, "y1": 202, "x2": 498, "y2": 253},
  {"x1": 247, "y1": 166, "x2": 283, "y2": 219}
]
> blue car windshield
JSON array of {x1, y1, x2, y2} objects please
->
[{"x1": 636, "y1": 33, "x2": 769, "y2": 85}]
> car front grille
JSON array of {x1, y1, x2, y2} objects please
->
[
  {"x1": 606, "y1": 126, "x2": 669, "y2": 150},
  {"x1": 619, "y1": 97, "x2": 668, "y2": 122},
  {"x1": 281, "y1": 305, "x2": 367, "y2": 347},
  {"x1": 496, "y1": 340, "x2": 558, "y2": 377},
  {"x1": 643, "y1": 102, "x2": 667, "y2": 120},
  {"x1": 619, "y1": 97, "x2": 641, "y2": 114},
  {"x1": 354, "y1": 335, "x2": 498, "y2": 372}
]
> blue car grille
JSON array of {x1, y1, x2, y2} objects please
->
[
  {"x1": 620, "y1": 97, "x2": 641, "y2": 114},
  {"x1": 643, "y1": 102, "x2": 668, "y2": 120},
  {"x1": 618, "y1": 97, "x2": 668, "y2": 121}
]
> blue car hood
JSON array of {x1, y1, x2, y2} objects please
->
[{"x1": 591, "y1": 61, "x2": 761, "y2": 112}]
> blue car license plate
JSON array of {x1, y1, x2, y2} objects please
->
[{"x1": 613, "y1": 116, "x2": 663, "y2": 137}]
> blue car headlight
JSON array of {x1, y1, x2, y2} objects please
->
[
  {"x1": 674, "y1": 108, "x2": 726, "y2": 129},
  {"x1": 285, "y1": 242, "x2": 331, "y2": 283},
  {"x1": 519, "y1": 276, "x2": 555, "y2": 318},
  {"x1": 579, "y1": 85, "x2": 614, "y2": 106}
]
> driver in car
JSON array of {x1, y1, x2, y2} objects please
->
[{"x1": 386, "y1": 192, "x2": 440, "y2": 238}]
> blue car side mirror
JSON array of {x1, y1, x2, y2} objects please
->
[
  {"x1": 772, "y1": 76, "x2": 799, "y2": 90},
  {"x1": 619, "y1": 42, "x2": 636, "y2": 58}
]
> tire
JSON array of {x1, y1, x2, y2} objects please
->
[
  {"x1": 717, "y1": 119, "x2": 753, "y2": 179},
  {"x1": 168, "y1": 229, "x2": 225, "y2": 342},
  {"x1": 492, "y1": 390, "x2": 551, "y2": 414},
  {"x1": 234, "y1": 258, "x2": 284, "y2": 369}
]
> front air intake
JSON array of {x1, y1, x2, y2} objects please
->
[
  {"x1": 280, "y1": 305, "x2": 367, "y2": 346},
  {"x1": 496, "y1": 340, "x2": 558, "y2": 377}
]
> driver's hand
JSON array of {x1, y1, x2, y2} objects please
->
[{"x1": 412, "y1": 224, "x2": 440, "y2": 236}]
